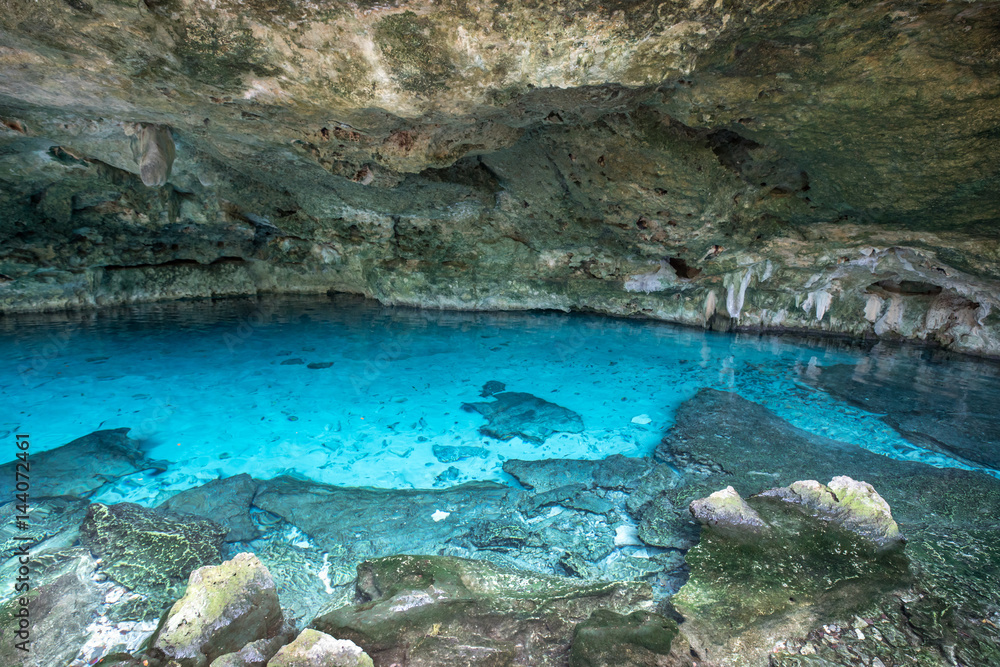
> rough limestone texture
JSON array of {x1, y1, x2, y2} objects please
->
[
  {"x1": 758, "y1": 477, "x2": 903, "y2": 550},
  {"x1": 267, "y1": 629, "x2": 373, "y2": 667},
  {"x1": 311, "y1": 554, "x2": 653, "y2": 666},
  {"x1": 209, "y1": 634, "x2": 292, "y2": 667},
  {"x1": 0, "y1": 428, "x2": 166, "y2": 501},
  {"x1": 0, "y1": 0, "x2": 998, "y2": 356},
  {"x1": 79, "y1": 501, "x2": 227, "y2": 620},
  {"x1": 153, "y1": 552, "x2": 284, "y2": 667},
  {"x1": 688, "y1": 485, "x2": 766, "y2": 538}
]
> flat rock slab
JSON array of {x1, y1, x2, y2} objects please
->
[
  {"x1": 312, "y1": 555, "x2": 654, "y2": 667},
  {"x1": 158, "y1": 473, "x2": 259, "y2": 542},
  {"x1": 805, "y1": 360, "x2": 1000, "y2": 470},
  {"x1": 0, "y1": 428, "x2": 166, "y2": 501},
  {"x1": 253, "y1": 477, "x2": 523, "y2": 561},
  {"x1": 462, "y1": 391, "x2": 584, "y2": 443}
]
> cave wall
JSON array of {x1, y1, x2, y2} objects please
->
[{"x1": 1, "y1": 0, "x2": 999, "y2": 353}]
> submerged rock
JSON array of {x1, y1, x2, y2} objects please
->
[
  {"x1": 0, "y1": 428, "x2": 166, "y2": 502},
  {"x1": 674, "y1": 486, "x2": 912, "y2": 665},
  {"x1": 267, "y1": 629, "x2": 373, "y2": 667},
  {"x1": 431, "y1": 444, "x2": 489, "y2": 463},
  {"x1": 79, "y1": 502, "x2": 226, "y2": 620},
  {"x1": 659, "y1": 388, "x2": 1000, "y2": 666},
  {"x1": 152, "y1": 553, "x2": 284, "y2": 667},
  {"x1": 480, "y1": 380, "x2": 506, "y2": 397},
  {"x1": 0, "y1": 553, "x2": 102, "y2": 667},
  {"x1": 158, "y1": 473, "x2": 260, "y2": 543},
  {"x1": 806, "y1": 359, "x2": 1000, "y2": 470},
  {"x1": 462, "y1": 391, "x2": 584, "y2": 443},
  {"x1": 311, "y1": 555, "x2": 653, "y2": 666}
]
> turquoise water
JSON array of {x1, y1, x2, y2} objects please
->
[{"x1": 2, "y1": 294, "x2": 997, "y2": 502}]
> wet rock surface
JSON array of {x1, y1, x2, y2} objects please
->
[
  {"x1": 311, "y1": 554, "x2": 656, "y2": 667},
  {"x1": 267, "y1": 629, "x2": 373, "y2": 667},
  {"x1": 79, "y1": 501, "x2": 227, "y2": 620},
  {"x1": 0, "y1": 428, "x2": 165, "y2": 500},
  {"x1": 159, "y1": 473, "x2": 260, "y2": 543},
  {"x1": 656, "y1": 388, "x2": 1000, "y2": 666},
  {"x1": 461, "y1": 391, "x2": 585, "y2": 443}
]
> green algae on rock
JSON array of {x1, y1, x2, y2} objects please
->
[
  {"x1": 151, "y1": 552, "x2": 285, "y2": 667},
  {"x1": 267, "y1": 629, "x2": 373, "y2": 667},
  {"x1": 79, "y1": 501, "x2": 227, "y2": 620},
  {"x1": 569, "y1": 609, "x2": 691, "y2": 667}
]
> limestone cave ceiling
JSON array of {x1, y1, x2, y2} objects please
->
[{"x1": 0, "y1": 0, "x2": 999, "y2": 353}]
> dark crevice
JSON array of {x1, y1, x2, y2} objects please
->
[
  {"x1": 101, "y1": 257, "x2": 245, "y2": 271},
  {"x1": 668, "y1": 256, "x2": 702, "y2": 279},
  {"x1": 870, "y1": 279, "x2": 944, "y2": 296}
]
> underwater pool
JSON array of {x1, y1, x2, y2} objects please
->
[{"x1": 2, "y1": 295, "x2": 999, "y2": 666}]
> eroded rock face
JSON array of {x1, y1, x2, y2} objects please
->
[{"x1": 0, "y1": 0, "x2": 997, "y2": 354}]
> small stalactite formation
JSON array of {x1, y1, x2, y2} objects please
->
[{"x1": 126, "y1": 123, "x2": 175, "y2": 187}]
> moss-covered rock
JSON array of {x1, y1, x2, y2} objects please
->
[
  {"x1": 151, "y1": 552, "x2": 284, "y2": 667},
  {"x1": 79, "y1": 502, "x2": 227, "y2": 620},
  {"x1": 267, "y1": 629, "x2": 373, "y2": 667},
  {"x1": 569, "y1": 609, "x2": 690, "y2": 667},
  {"x1": 311, "y1": 555, "x2": 653, "y2": 666}
]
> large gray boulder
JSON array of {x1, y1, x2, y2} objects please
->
[
  {"x1": 159, "y1": 473, "x2": 260, "y2": 543},
  {"x1": 152, "y1": 553, "x2": 284, "y2": 667}
]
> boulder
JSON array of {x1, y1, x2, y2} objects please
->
[
  {"x1": 311, "y1": 555, "x2": 652, "y2": 666},
  {"x1": 689, "y1": 486, "x2": 767, "y2": 537},
  {"x1": 152, "y1": 553, "x2": 284, "y2": 667},
  {"x1": 758, "y1": 476, "x2": 903, "y2": 549},
  {"x1": 208, "y1": 635, "x2": 293, "y2": 667},
  {"x1": 267, "y1": 629, "x2": 373, "y2": 667}
]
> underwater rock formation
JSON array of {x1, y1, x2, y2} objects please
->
[
  {"x1": 806, "y1": 358, "x2": 1000, "y2": 470},
  {"x1": 267, "y1": 629, "x2": 373, "y2": 667},
  {"x1": 461, "y1": 391, "x2": 585, "y2": 443},
  {"x1": 151, "y1": 553, "x2": 285, "y2": 667},
  {"x1": 79, "y1": 501, "x2": 227, "y2": 620},
  {"x1": 658, "y1": 388, "x2": 1000, "y2": 666},
  {"x1": 158, "y1": 473, "x2": 260, "y2": 542},
  {"x1": 0, "y1": 428, "x2": 165, "y2": 500},
  {"x1": 311, "y1": 554, "x2": 659, "y2": 667},
  {"x1": 569, "y1": 609, "x2": 691, "y2": 667}
]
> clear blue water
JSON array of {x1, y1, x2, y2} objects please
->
[{"x1": 2, "y1": 294, "x2": 997, "y2": 508}]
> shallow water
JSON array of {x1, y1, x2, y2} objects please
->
[{"x1": 2, "y1": 294, "x2": 999, "y2": 502}]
